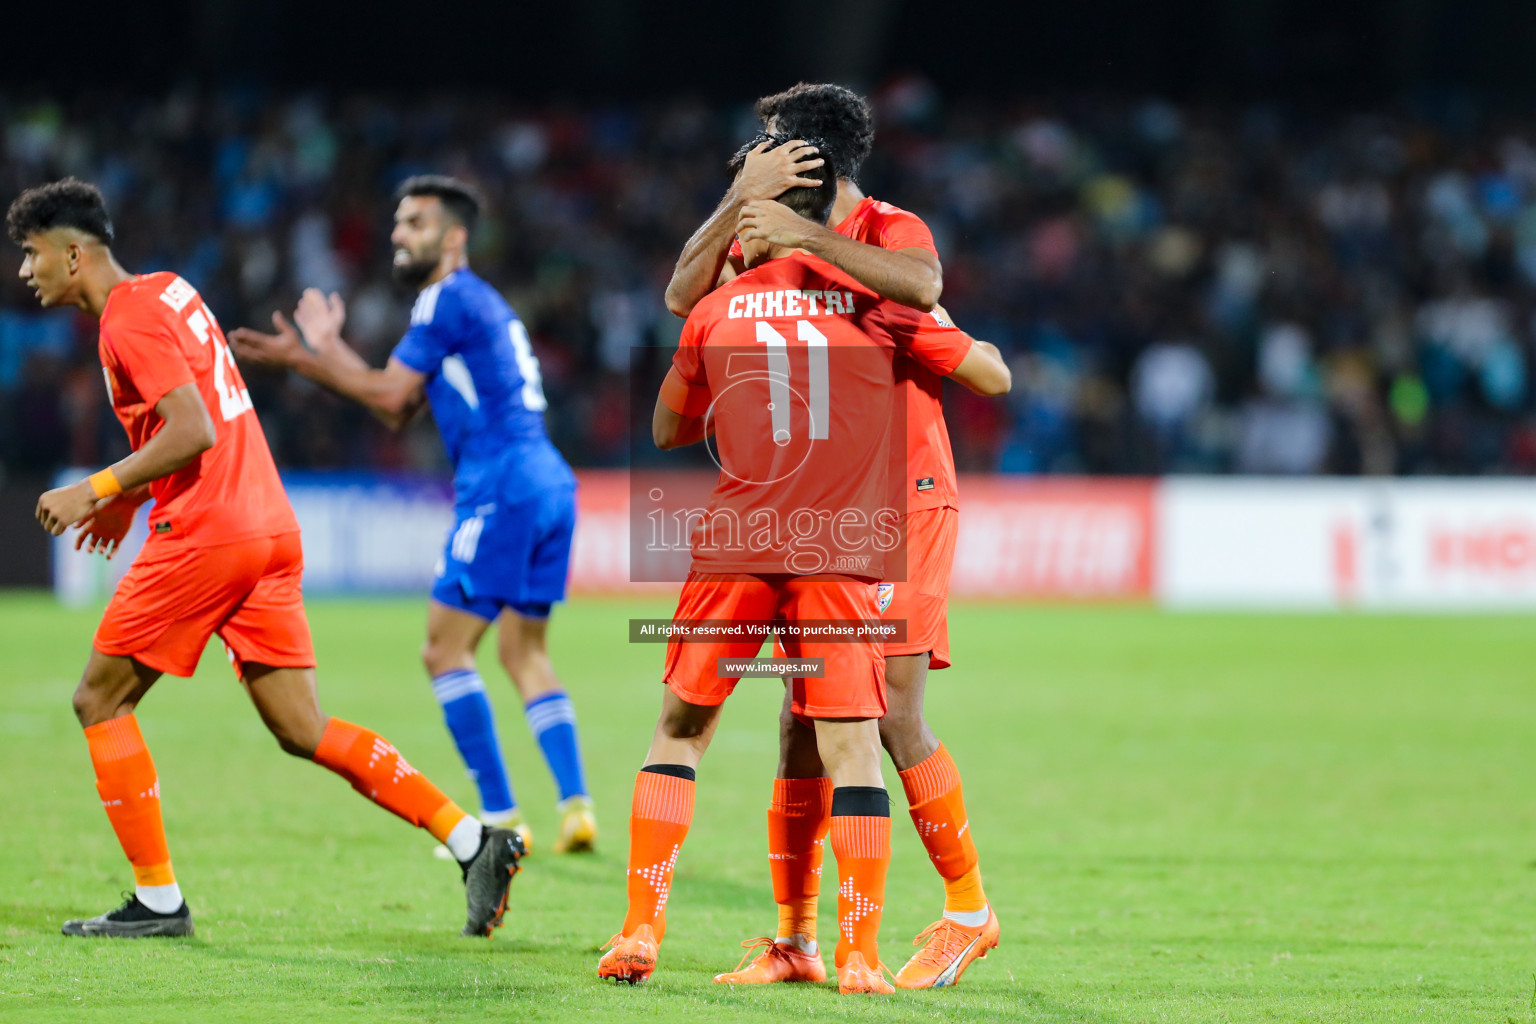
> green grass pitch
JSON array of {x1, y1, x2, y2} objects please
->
[{"x1": 1, "y1": 592, "x2": 1533, "y2": 1022}]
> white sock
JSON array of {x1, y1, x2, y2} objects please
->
[
  {"x1": 445, "y1": 814, "x2": 485, "y2": 862},
  {"x1": 775, "y1": 934, "x2": 818, "y2": 955},
  {"x1": 942, "y1": 905, "x2": 990, "y2": 928},
  {"x1": 136, "y1": 882, "x2": 183, "y2": 914},
  {"x1": 481, "y1": 808, "x2": 521, "y2": 827}
]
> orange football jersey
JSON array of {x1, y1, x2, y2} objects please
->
[
  {"x1": 667, "y1": 252, "x2": 970, "y2": 576},
  {"x1": 98, "y1": 272, "x2": 298, "y2": 546},
  {"x1": 732, "y1": 196, "x2": 956, "y2": 512}
]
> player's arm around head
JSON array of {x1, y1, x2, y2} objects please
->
[
  {"x1": 751, "y1": 82, "x2": 943, "y2": 311},
  {"x1": 738, "y1": 199, "x2": 943, "y2": 312},
  {"x1": 663, "y1": 138, "x2": 826, "y2": 318},
  {"x1": 36, "y1": 381, "x2": 214, "y2": 536}
]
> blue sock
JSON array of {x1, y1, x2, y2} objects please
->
[
  {"x1": 432, "y1": 670, "x2": 515, "y2": 816},
  {"x1": 524, "y1": 691, "x2": 588, "y2": 801}
]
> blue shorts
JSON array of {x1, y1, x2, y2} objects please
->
[{"x1": 432, "y1": 483, "x2": 576, "y2": 622}]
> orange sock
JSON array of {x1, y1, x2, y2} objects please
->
[
  {"x1": 313, "y1": 718, "x2": 469, "y2": 843},
  {"x1": 767, "y1": 776, "x2": 832, "y2": 942},
  {"x1": 85, "y1": 715, "x2": 174, "y2": 887},
  {"x1": 899, "y1": 744, "x2": 987, "y2": 914},
  {"x1": 622, "y1": 766, "x2": 695, "y2": 942},
  {"x1": 830, "y1": 812, "x2": 890, "y2": 969}
]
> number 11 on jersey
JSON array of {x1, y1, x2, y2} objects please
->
[{"x1": 755, "y1": 318, "x2": 829, "y2": 443}]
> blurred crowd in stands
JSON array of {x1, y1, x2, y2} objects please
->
[{"x1": 5, "y1": 84, "x2": 1536, "y2": 479}]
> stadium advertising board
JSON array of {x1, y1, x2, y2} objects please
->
[
  {"x1": 1158, "y1": 479, "x2": 1536, "y2": 609},
  {"x1": 951, "y1": 477, "x2": 1155, "y2": 599},
  {"x1": 51, "y1": 469, "x2": 1158, "y2": 603},
  {"x1": 52, "y1": 471, "x2": 1536, "y2": 608},
  {"x1": 1157, "y1": 479, "x2": 1369, "y2": 608}
]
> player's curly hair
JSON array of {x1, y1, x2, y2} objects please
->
[
  {"x1": 6, "y1": 177, "x2": 115, "y2": 246},
  {"x1": 753, "y1": 82, "x2": 875, "y2": 183},
  {"x1": 394, "y1": 174, "x2": 484, "y2": 235}
]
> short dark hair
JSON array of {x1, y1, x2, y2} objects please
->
[
  {"x1": 755, "y1": 82, "x2": 874, "y2": 183},
  {"x1": 762, "y1": 135, "x2": 837, "y2": 225},
  {"x1": 394, "y1": 174, "x2": 484, "y2": 235},
  {"x1": 6, "y1": 178, "x2": 115, "y2": 246},
  {"x1": 726, "y1": 133, "x2": 837, "y2": 225}
]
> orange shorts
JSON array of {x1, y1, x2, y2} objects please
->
[
  {"x1": 95, "y1": 531, "x2": 317, "y2": 679},
  {"x1": 663, "y1": 572, "x2": 887, "y2": 720},
  {"x1": 880, "y1": 506, "x2": 957, "y2": 669}
]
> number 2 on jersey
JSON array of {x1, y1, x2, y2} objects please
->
[
  {"x1": 755, "y1": 319, "x2": 829, "y2": 443},
  {"x1": 186, "y1": 305, "x2": 253, "y2": 422}
]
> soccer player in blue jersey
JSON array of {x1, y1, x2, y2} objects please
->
[{"x1": 230, "y1": 176, "x2": 596, "y2": 854}]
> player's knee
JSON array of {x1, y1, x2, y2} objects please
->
[
  {"x1": 421, "y1": 638, "x2": 467, "y2": 678},
  {"x1": 71, "y1": 685, "x2": 102, "y2": 727},
  {"x1": 877, "y1": 703, "x2": 921, "y2": 743},
  {"x1": 71, "y1": 678, "x2": 120, "y2": 727},
  {"x1": 269, "y1": 719, "x2": 322, "y2": 759},
  {"x1": 274, "y1": 732, "x2": 315, "y2": 759}
]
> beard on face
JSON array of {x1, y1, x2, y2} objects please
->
[{"x1": 391, "y1": 245, "x2": 439, "y2": 289}]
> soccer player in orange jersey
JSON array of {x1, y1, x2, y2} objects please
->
[
  {"x1": 599, "y1": 146, "x2": 1010, "y2": 993},
  {"x1": 12, "y1": 178, "x2": 522, "y2": 939},
  {"x1": 668, "y1": 84, "x2": 1004, "y2": 989}
]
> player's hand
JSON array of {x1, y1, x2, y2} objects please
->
[
  {"x1": 36, "y1": 480, "x2": 99, "y2": 537},
  {"x1": 737, "y1": 200, "x2": 822, "y2": 249},
  {"x1": 73, "y1": 493, "x2": 137, "y2": 558},
  {"x1": 229, "y1": 312, "x2": 307, "y2": 368},
  {"x1": 733, "y1": 140, "x2": 824, "y2": 202},
  {"x1": 293, "y1": 288, "x2": 345, "y2": 350}
]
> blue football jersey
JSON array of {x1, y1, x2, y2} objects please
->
[{"x1": 392, "y1": 269, "x2": 574, "y2": 504}]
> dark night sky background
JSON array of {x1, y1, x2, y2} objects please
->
[{"x1": 9, "y1": 0, "x2": 1536, "y2": 103}]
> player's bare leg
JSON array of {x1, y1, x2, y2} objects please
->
[
  {"x1": 642, "y1": 687, "x2": 721, "y2": 770},
  {"x1": 878, "y1": 653, "x2": 939, "y2": 769},
  {"x1": 777, "y1": 694, "x2": 826, "y2": 779},
  {"x1": 422, "y1": 601, "x2": 528, "y2": 844},
  {"x1": 600, "y1": 690, "x2": 720, "y2": 984},
  {"x1": 881, "y1": 652, "x2": 999, "y2": 989},
  {"x1": 71, "y1": 649, "x2": 161, "y2": 727},
  {"x1": 812, "y1": 716, "x2": 894, "y2": 994},
  {"x1": 497, "y1": 609, "x2": 595, "y2": 852},
  {"x1": 423, "y1": 600, "x2": 494, "y2": 678},
  {"x1": 238, "y1": 663, "x2": 328, "y2": 756},
  {"x1": 63, "y1": 651, "x2": 194, "y2": 937},
  {"x1": 495, "y1": 610, "x2": 559, "y2": 703},
  {"x1": 240, "y1": 663, "x2": 523, "y2": 937}
]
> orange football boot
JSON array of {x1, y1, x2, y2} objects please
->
[
  {"x1": 894, "y1": 908, "x2": 1000, "y2": 989},
  {"x1": 597, "y1": 924, "x2": 659, "y2": 984},
  {"x1": 836, "y1": 950, "x2": 894, "y2": 994},
  {"x1": 714, "y1": 937, "x2": 827, "y2": 984}
]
